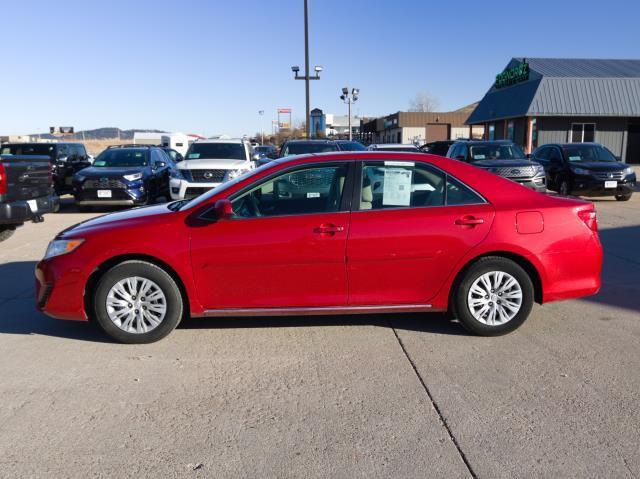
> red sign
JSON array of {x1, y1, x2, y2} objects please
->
[{"x1": 277, "y1": 108, "x2": 292, "y2": 113}]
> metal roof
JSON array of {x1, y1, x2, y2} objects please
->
[{"x1": 467, "y1": 58, "x2": 640, "y2": 123}]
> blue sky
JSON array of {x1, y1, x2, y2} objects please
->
[{"x1": 2, "y1": 0, "x2": 639, "y2": 137}]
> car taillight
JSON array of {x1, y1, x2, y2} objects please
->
[
  {"x1": 0, "y1": 163, "x2": 6, "y2": 195},
  {"x1": 578, "y1": 208, "x2": 598, "y2": 232}
]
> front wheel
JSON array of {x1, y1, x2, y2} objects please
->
[
  {"x1": 0, "y1": 226, "x2": 16, "y2": 242},
  {"x1": 453, "y1": 257, "x2": 534, "y2": 336},
  {"x1": 615, "y1": 193, "x2": 632, "y2": 201},
  {"x1": 93, "y1": 261, "x2": 184, "y2": 343},
  {"x1": 559, "y1": 180, "x2": 571, "y2": 196}
]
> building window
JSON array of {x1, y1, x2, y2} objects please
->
[
  {"x1": 531, "y1": 118, "x2": 538, "y2": 148},
  {"x1": 570, "y1": 123, "x2": 596, "y2": 143},
  {"x1": 507, "y1": 120, "x2": 515, "y2": 140},
  {"x1": 488, "y1": 123, "x2": 495, "y2": 140}
]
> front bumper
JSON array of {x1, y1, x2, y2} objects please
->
[
  {"x1": 501, "y1": 174, "x2": 547, "y2": 192},
  {"x1": 35, "y1": 256, "x2": 88, "y2": 321},
  {"x1": 74, "y1": 184, "x2": 148, "y2": 206},
  {"x1": 0, "y1": 193, "x2": 57, "y2": 225},
  {"x1": 170, "y1": 178, "x2": 221, "y2": 200},
  {"x1": 570, "y1": 176, "x2": 635, "y2": 197}
]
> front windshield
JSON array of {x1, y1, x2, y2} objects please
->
[
  {"x1": 284, "y1": 143, "x2": 339, "y2": 156},
  {"x1": 337, "y1": 141, "x2": 367, "y2": 151},
  {"x1": 1, "y1": 144, "x2": 55, "y2": 157},
  {"x1": 181, "y1": 160, "x2": 281, "y2": 210},
  {"x1": 563, "y1": 144, "x2": 617, "y2": 163},
  {"x1": 186, "y1": 143, "x2": 246, "y2": 160},
  {"x1": 93, "y1": 149, "x2": 149, "y2": 167},
  {"x1": 469, "y1": 144, "x2": 525, "y2": 161}
]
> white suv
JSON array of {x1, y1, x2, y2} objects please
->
[{"x1": 170, "y1": 139, "x2": 255, "y2": 200}]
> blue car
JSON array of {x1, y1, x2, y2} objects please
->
[{"x1": 73, "y1": 145, "x2": 175, "y2": 211}]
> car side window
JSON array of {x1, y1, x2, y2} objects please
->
[
  {"x1": 534, "y1": 147, "x2": 549, "y2": 164},
  {"x1": 549, "y1": 147, "x2": 563, "y2": 164},
  {"x1": 458, "y1": 144, "x2": 469, "y2": 161},
  {"x1": 360, "y1": 161, "x2": 445, "y2": 210},
  {"x1": 448, "y1": 144, "x2": 459, "y2": 158},
  {"x1": 231, "y1": 164, "x2": 349, "y2": 218},
  {"x1": 446, "y1": 176, "x2": 485, "y2": 206},
  {"x1": 58, "y1": 144, "x2": 69, "y2": 158}
]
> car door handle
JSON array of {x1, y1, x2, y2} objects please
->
[
  {"x1": 313, "y1": 223, "x2": 345, "y2": 235},
  {"x1": 455, "y1": 216, "x2": 484, "y2": 226}
]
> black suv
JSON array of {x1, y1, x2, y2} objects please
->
[
  {"x1": 0, "y1": 153, "x2": 57, "y2": 242},
  {"x1": 73, "y1": 145, "x2": 175, "y2": 210},
  {"x1": 532, "y1": 142, "x2": 636, "y2": 201},
  {"x1": 420, "y1": 140, "x2": 456, "y2": 157},
  {"x1": 279, "y1": 139, "x2": 340, "y2": 157},
  {"x1": 447, "y1": 140, "x2": 546, "y2": 192},
  {"x1": 335, "y1": 140, "x2": 367, "y2": 151},
  {"x1": 0, "y1": 142, "x2": 91, "y2": 196}
]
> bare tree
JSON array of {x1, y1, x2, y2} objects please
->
[{"x1": 408, "y1": 91, "x2": 440, "y2": 112}]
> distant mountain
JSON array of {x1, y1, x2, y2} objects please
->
[{"x1": 32, "y1": 128, "x2": 168, "y2": 141}]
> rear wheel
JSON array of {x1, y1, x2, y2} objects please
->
[
  {"x1": 615, "y1": 193, "x2": 632, "y2": 201},
  {"x1": 93, "y1": 261, "x2": 183, "y2": 343},
  {"x1": 453, "y1": 257, "x2": 534, "y2": 336},
  {"x1": 0, "y1": 226, "x2": 16, "y2": 242}
]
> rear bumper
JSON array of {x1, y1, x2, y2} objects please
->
[{"x1": 0, "y1": 193, "x2": 57, "y2": 225}]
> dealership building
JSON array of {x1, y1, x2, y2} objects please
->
[{"x1": 467, "y1": 58, "x2": 640, "y2": 163}]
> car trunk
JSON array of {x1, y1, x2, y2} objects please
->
[{"x1": 0, "y1": 154, "x2": 52, "y2": 202}]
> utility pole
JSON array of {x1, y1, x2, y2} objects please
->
[
  {"x1": 340, "y1": 87, "x2": 359, "y2": 141},
  {"x1": 258, "y1": 110, "x2": 264, "y2": 144},
  {"x1": 291, "y1": 0, "x2": 322, "y2": 138}
]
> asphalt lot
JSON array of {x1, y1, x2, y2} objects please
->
[{"x1": 0, "y1": 195, "x2": 639, "y2": 478}]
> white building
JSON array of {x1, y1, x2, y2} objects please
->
[{"x1": 325, "y1": 114, "x2": 361, "y2": 137}]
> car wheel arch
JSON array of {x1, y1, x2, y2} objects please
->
[
  {"x1": 84, "y1": 254, "x2": 191, "y2": 322},
  {"x1": 447, "y1": 251, "x2": 543, "y2": 313}
]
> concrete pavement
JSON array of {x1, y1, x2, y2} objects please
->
[{"x1": 0, "y1": 195, "x2": 638, "y2": 477}]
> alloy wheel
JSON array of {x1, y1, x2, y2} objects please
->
[
  {"x1": 106, "y1": 276, "x2": 167, "y2": 333},
  {"x1": 467, "y1": 271, "x2": 523, "y2": 326}
]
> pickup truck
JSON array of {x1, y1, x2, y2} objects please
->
[{"x1": 0, "y1": 154, "x2": 58, "y2": 242}]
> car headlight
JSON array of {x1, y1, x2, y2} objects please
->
[
  {"x1": 75, "y1": 174, "x2": 86, "y2": 183},
  {"x1": 624, "y1": 166, "x2": 634, "y2": 175},
  {"x1": 123, "y1": 172, "x2": 143, "y2": 181},
  {"x1": 44, "y1": 239, "x2": 84, "y2": 260},
  {"x1": 226, "y1": 169, "x2": 250, "y2": 180},
  {"x1": 170, "y1": 169, "x2": 184, "y2": 179},
  {"x1": 572, "y1": 167, "x2": 591, "y2": 176},
  {"x1": 535, "y1": 164, "x2": 545, "y2": 174}
]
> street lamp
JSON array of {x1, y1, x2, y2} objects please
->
[
  {"x1": 340, "y1": 87, "x2": 359, "y2": 141},
  {"x1": 258, "y1": 110, "x2": 264, "y2": 145},
  {"x1": 291, "y1": 0, "x2": 322, "y2": 138}
]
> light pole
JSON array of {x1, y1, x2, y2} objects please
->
[
  {"x1": 340, "y1": 87, "x2": 359, "y2": 141},
  {"x1": 291, "y1": 0, "x2": 322, "y2": 138},
  {"x1": 258, "y1": 110, "x2": 264, "y2": 144}
]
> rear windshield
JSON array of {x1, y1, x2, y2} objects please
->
[
  {"x1": 93, "y1": 149, "x2": 149, "y2": 167},
  {"x1": 283, "y1": 143, "x2": 339, "y2": 156},
  {"x1": 469, "y1": 144, "x2": 524, "y2": 161},
  {"x1": 562, "y1": 144, "x2": 617, "y2": 163},
  {"x1": 337, "y1": 141, "x2": 367, "y2": 151},
  {"x1": 187, "y1": 143, "x2": 246, "y2": 160},
  {"x1": 1, "y1": 144, "x2": 55, "y2": 157}
]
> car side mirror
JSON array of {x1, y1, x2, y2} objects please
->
[
  {"x1": 157, "y1": 161, "x2": 166, "y2": 168},
  {"x1": 58, "y1": 156, "x2": 68, "y2": 163},
  {"x1": 252, "y1": 153, "x2": 262, "y2": 161},
  {"x1": 214, "y1": 199, "x2": 233, "y2": 220}
]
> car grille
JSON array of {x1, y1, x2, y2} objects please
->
[
  {"x1": 488, "y1": 165, "x2": 539, "y2": 179},
  {"x1": 188, "y1": 169, "x2": 227, "y2": 183},
  {"x1": 185, "y1": 187, "x2": 212, "y2": 198},
  {"x1": 83, "y1": 178, "x2": 127, "y2": 189},
  {"x1": 288, "y1": 169, "x2": 334, "y2": 187},
  {"x1": 592, "y1": 171, "x2": 625, "y2": 181}
]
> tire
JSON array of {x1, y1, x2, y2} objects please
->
[
  {"x1": 615, "y1": 193, "x2": 632, "y2": 201},
  {"x1": 0, "y1": 226, "x2": 16, "y2": 242},
  {"x1": 93, "y1": 260, "x2": 183, "y2": 343},
  {"x1": 559, "y1": 180, "x2": 571, "y2": 196},
  {"x1": 452, "y1": 256, "x2": 534, "y2": 336}
]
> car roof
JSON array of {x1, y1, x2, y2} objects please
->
[
  {"x1": 457, "y1": 140, "x2": 515, "y2": 146},
  {"x1": 284, "y1": 139, "x2": 335, "y2": 144},
  {"x1": 195, "y1": 138, "x2": 246, "y2": 144},
  {"x1": 369, "y1": 143, "x2": 418, "y2": 147}
]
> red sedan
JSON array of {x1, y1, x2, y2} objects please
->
[{"x1": 35, "y1": 152, "x2": 602, "y2": 343}]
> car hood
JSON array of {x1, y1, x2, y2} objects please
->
[
  {"x1": 569, "y1": 161, "x2": 626, "y2": 171},
  {"x1": 472, "y1": 159, "x2": 537, "y2": 168},
  {"x1": 177, "y1": 159, "x2": 250, "y2": 170},
  {"x1": 60, "y1": 203, "x2": 173, "y2": 237},
  {"x1": 78, "y1": 166, "x2": 149, "y2": 177}
]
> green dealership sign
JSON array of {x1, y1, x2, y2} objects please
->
[{"x1": 495, "y1": 61, "x2": 530, "y2": 88}]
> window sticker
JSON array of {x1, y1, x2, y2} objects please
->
[
  {"x1": 473, "y1": 154, "x2": 486, "y2": 160},
  {"x1": 94, "y1": 160, "x2": 106, "y2": 166},
  {"x1": 187, "y1": 153, "x2": 201, "y2": 159},
  {"x1": 306, "y1": 192, "x2": 320, "y2": 198},
  {"x1": 382, "y1": 168, "x2": 412, "y2": 206},
  {"x1": 384, "y1": 161, "x2": 414, "y2": 167},
  {"x1": 569, "y1": 156, "x2": 581, "y2": 162},
  {"x1": 412, "y1": 183, "x2": 436, "y2": 192}
]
